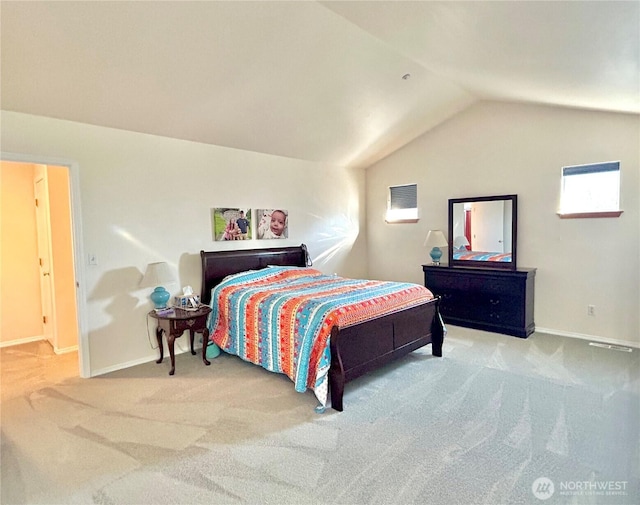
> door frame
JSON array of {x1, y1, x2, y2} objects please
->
[{"x1": 1, "y1": 151, "x2": 89, "y2": 378}]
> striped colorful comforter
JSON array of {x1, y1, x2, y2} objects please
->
[
  {"x1": 207, "y1": 266, "x2": 434, "y2": 408},
  {"x1": 453, "y1": 251, "x2": 512, "y2": 262}
]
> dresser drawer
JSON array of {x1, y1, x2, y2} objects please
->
[
  {"x1": 437, "y1": 290, "x2": 471, "y2": 319},
  {"x1": 468, "y1": 276, "x2": 520, "y2": 295},
  {"x1": 425, "y1": 271, "x2": 469, "y2": 291},
  {"x1": 480, "y1": 295, "x2": 522, "y2": 325}
]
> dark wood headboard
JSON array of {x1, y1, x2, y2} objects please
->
[{"x1": 200, "y1": 244, "x2": 310, "y2": 305}]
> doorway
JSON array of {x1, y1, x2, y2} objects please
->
[{"x1": 0, "y1": 154, "x2": 88, "y2": 377}]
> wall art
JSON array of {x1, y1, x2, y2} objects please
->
[
  {"x1": 212, "y1": 208, "x2": 252, "y2": 241},
  {"x1": 256, "y1": 209, "x2": 288, "y2": 239}
]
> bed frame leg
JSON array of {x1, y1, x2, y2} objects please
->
[
  {"x1": 330, "y1": 371, "x2": 345, "y2": 412},
  {"x1": 431, "y1": 299, "x2": 444, "y2": 357},
  {"x1": 329, "y1": 328, "x2": 345, "y2": 411}
]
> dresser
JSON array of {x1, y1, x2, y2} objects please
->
[{"x1": 423, "y1": 265, "x2": 536, "y2": 338}]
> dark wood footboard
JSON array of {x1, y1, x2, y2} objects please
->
[{"x1": 329, "y1": 297, "x2": 443, "y2": 411}]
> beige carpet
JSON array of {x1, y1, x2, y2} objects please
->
[{"x1": 1, "y1": 327, "x2": 638, "y2": 505}]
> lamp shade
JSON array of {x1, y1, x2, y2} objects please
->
[
  {"x1": 454, "y1": 235, "x2": 470, "y2": 248},
  {"x1": 140, "y1": 262, "x2": 175, "y2": 309},
  {"x1": 424, "y1": 230, "x2": 448, "y2": 249},
  {"x1": 140, "y1": 262, "x2": 174, "y2": 288}
]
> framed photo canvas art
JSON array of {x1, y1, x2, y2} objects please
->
[
  {"x1": 212, "y1": 208, "x2": 252, "y2": 241},
  {"x1": 256, "y1": 209, "x2": 288, "y2": 239}
]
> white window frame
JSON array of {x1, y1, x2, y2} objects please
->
[
  {"x1": 386, "y1": 183, "x2": 419, "y2": 223},
  {"x1": 558, "y1": 161, "x2": 623, "y2": 219}
]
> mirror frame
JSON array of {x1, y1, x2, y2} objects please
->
[{"x1": 448, "y1": 194, "x2": 517, "y2": 270}]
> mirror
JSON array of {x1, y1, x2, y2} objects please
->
[{"x1": 448, "y1": 195, "x2": 517, "y2": 270}]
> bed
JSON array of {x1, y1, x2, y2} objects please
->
[{"x1": 200, "y1": 244, "x2": 444, "y2": 412}]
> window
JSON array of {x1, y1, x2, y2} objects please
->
[
  {"x1": 386, "y1": 183, "x2": 418, "y2": 222},
  {"x1": 559, "y1": 161, "x2": 622, "y2": 218}
]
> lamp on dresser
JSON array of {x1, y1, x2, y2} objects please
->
[
  {"x1": 140, "y1": 262, "x2": 175, "y2": 309},
  {"x1": 424, "y1": 229, "x2": 448, "y2": 265},
  {"x1": 454, "y1": 235, "x2": 470, "y2": 251}
]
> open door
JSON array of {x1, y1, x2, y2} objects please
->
[{"x1": 34, "y1": 166, "x2": 57, "y2": 347}]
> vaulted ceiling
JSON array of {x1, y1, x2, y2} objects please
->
[{"x1": 2, "y1": 1, "x2": 638, "y2": 168}]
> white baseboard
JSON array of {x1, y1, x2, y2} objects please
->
[
  {"x1": 54, "y1": 344, "x2": 79, "y2": 355},
  {"x1": 91, "y1": 356, "x2": 157, "y2": 377},
  {"x1": 0, "y1": 336, "x2": 80, "y2": 354},
  {"x1": 0, "y1": 335, "x2": 45, "y2": 348},
  {"x1": 90, "y1": 344, "x2": 204, "y2": 377},
  {"x1": 535, "y1": 327, "x2": 638, "y2": 349}
]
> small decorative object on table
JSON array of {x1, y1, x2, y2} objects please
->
[{"x1": 174, "y1": 285, "x2": 201, "y2": 310}]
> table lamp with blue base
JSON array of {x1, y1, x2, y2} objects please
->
[
  {"x1": 140, "y1": 261, "x2": 175, "y2": 309},
  {"x1": 424, "y1": 230, "x2": 448, "y2": 266}
]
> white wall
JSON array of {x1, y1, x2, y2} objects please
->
[
  {"x1": 1, "y1": 162, "x2": 42, "y2": 342},
  {"x1": 1, "y1": 111, "x2": 367, "y2": 374},
  {"x1": 366, "y1": 101, "x2": 639, "y2": 348}
]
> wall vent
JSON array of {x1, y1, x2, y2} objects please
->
[{"x1": 588, "y1": 342, "x2": 632, "y2": 352}]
